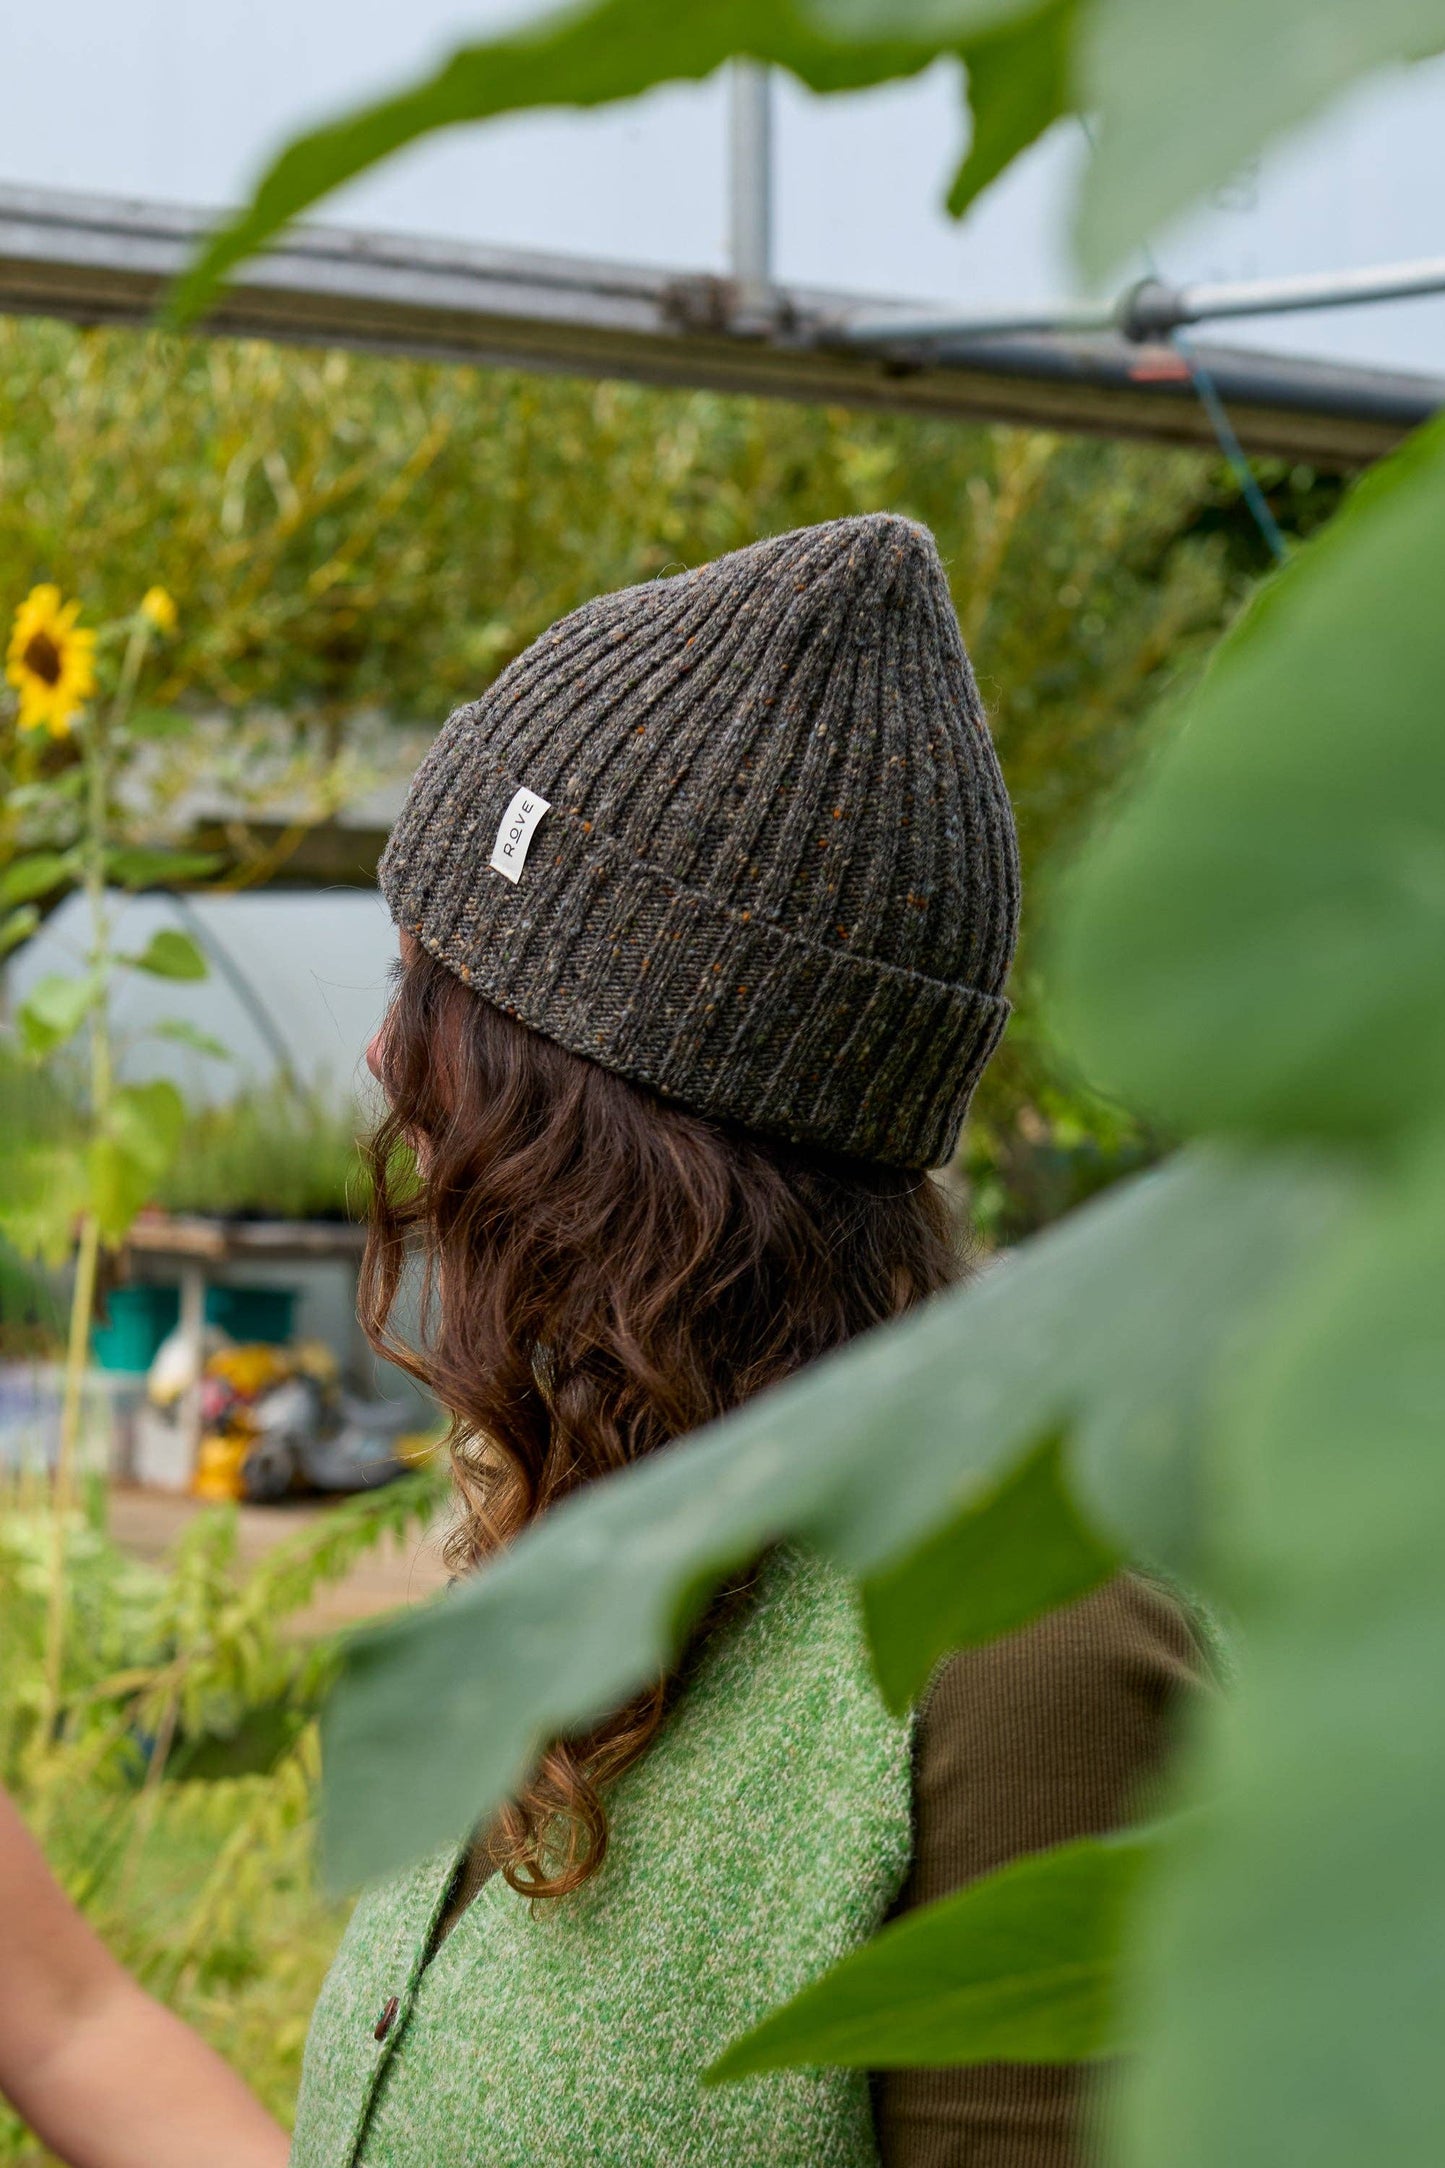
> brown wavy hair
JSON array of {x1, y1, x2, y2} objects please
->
[{"x1": 360, "y1": 944, "x2": 964, "y2": 1898}]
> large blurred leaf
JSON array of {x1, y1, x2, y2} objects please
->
[
  {"x1": 91, "y1": 1079, "x2": 187, "y2": 1241},
  {"x1": 1078, "y1": 0, "x2": 1445, "y2": 278},
  {"x1": 171, "y1": 0, "x2": 1051, "y2": 324},
  {"x1": 947, "y1": 0, "x2": 1074, "y2": 214},
  {"x1": 710, "y1": 1825, "x2": 1154, "y2": 2079},
  {"x1": 0, "y1": 1144, "x2": 87, "y2": 1265},
  {"x1": 321, "y1": 1146, "x2": 1344, "y2": 1887},
  {"x1": 17, "y1": 973, "x2": 99, "y2": 1057},
  {"x1": 862, "y1": 1429, "x2": 1116, "y2": 1708},
  {"x1": 1052, "y1": 416, "x2": 1445, "y2": 1149},
  {"x1": 1118, "y1": 1130, "x2": 1445, "y2": 2168},
  {"x1": 173, "y1": 0, "x2": 1445, "y2": 323}
]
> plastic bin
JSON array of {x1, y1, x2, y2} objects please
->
[
  {"x1": 204, "y1": 1284, "x2": 298, "y2": 1346},
  {"x1": 91, "y1": 1285, "x2": 180, "y2": 1372},
  {"x1": 92, "y1": 1280, "x2": 301, "y2": 1370}
]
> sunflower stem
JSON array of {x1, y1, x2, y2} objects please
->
[
  {"x1": 41, "y1": 617, "x2": 150, "y2": 1734},
  {"x1": 43, "y1": 1209, "x2": 101, "y2": 1734}
]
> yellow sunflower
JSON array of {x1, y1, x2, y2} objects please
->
[{"x1": 6, "y1": 585, "x2": 96, "y2": 736}]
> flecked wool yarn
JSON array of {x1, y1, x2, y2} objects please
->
[
  {"x1": 288, "y1": 1549, "x2": 912, "y2": 2168},
  {"x1": 380, "y1": 512, "x2": 1019, "y2": 1168}
]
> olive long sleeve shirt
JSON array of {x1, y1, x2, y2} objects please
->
[{"x1": 874, "y1": 1575, "x2": 1202, "y2": 2167}]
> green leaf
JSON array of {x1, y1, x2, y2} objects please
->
[
  {"x1": 122, "y1": 927, "x2": 208, "y2": 980},
  {"x1": 147, "y1": 1019, "x2": 230, "y2": 1060},
  {"x1": 320, "y1": 1146, "x2": 1344, "y2": 1889},
  {"x1": 5, "y1": 773, "x2": 84, "y2": 812},
  {"x1": 862, "y1": 1430, "x2": 1118, "y2": 1709},
  {"x1": 17, "y1": 973, "x2": 99, "y2": 1057},
  {"x1": 109, "y1": 1078, "x2": 187, "y2": 1171},
  {"x1": 0, "y1": 1143, "x2": 87, "y2": 1265},
  {"x1": 91, "y1": 1079, "x2": 187, "y2": 1240},
  {"x1": 709, "y1": 1824, "x2": 1155, "y2": 2079},
  {"x1": 948, "y1": 0, "x2": 1075, "y2": 216},
  {"x1": 1077, "y1": 0, "x2": 1445, "y2": 278},
  {"x1": 106, "y1": 846, "x2": 223, "y2": 888},
  {"x1": 169, "y1": 0, "x2": 1033, "y2": 323},
  {"x1": 123, "y1": 706, "x2": 195, "y2": 741},
  {"x1": 0, "y1": 905, "x2": 40, "y2": 959},
  {"x1": 88, "y1": 1137, "x2": 149, "y2": 1245},
  {"x1": 1118, "y1": 1129, "x2": 1445, "y2": 2168},
  {"x1": 1051, "y1": 414, "x2": 1445, "y2": 1149},
  {"x1": 804, "y1": 0, "x2": 1026, "y2": 30},
  {"x1": 0, "y1": 850, "x2": 79, "y2": 908}
]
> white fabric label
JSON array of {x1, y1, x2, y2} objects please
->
[{"x1": 488, "y1": 788, "x2": 552, "y2": 884}]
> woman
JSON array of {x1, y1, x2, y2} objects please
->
[
  {"x1": 292, "y1": 513, "x2": 1197, "y2": 2167},
  {"x1": 0, "y1": 1784, "x2": 287, "y2": 2167}
]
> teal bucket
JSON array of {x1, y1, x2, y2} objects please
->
[
  {"x1": 204, "y1": 1284, "x2": 298, "y2": 1346},
  {"x1": 92, "y1": 1284, "x2": 180, "y2": 1372},
  {"x1": 92, "y1": 1281, "x2": 300, "y2": 1369}
]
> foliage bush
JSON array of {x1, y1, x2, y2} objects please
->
[
  {"x1": 0, "y1": 1466, "x2": 444, "y2": 2163},
  {"x1": 148, "y1": 1082, "x2": 366, "y2": 1224},
  {"x1": 0, "y1": 1051, "x2": 368, "y2": 1356}
]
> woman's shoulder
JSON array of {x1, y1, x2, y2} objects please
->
[
  {"x1": 906, "y1": 1572, "x2": 1205, "y2": 1905},
  {"x1": 927, "y1": 1570, "x2": 1208, "y2": 1720}
]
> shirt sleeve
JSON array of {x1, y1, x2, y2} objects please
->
[{"x1": 872, "y1": 1574, "x2": 1204, "y2": 2168}]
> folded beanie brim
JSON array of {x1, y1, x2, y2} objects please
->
[{"x1": 384, "y1": 774, "x2": 1009, "y2": 1169}]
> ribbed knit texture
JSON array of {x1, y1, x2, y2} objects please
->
[
  {"x1": 380, "y1": 514, "x2": 1019, "y2": 1169},
  {"x1": 289, "y1": 1550, "x2": 913, "y2": 2168}
]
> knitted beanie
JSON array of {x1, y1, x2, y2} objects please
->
[{"x1": 379, "y1": 513, "x2": 1019, "y2": 1170}]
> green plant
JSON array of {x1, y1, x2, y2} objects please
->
[
  {"x1": 151, "y1": 1082, "x2": 367, "y2": 1223},
  {"x1": 195, "y1": 3, "x2": 1445, "y2": 2159},
  {"x1": 1, "y1": 585, "x2": 229, "y2": 1725},
  {"x1": 0, "y1": 1464, "x2": 445, "y2": 2163}
]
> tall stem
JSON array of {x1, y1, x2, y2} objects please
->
[
  {"x1": 41, "y1": 618, "x2": 147, "y2": 1735},
  {"x1": 43, "y1": 1211, "x2": 101, "y2": 1730}
]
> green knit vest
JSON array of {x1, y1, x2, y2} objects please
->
[{"x1": 290, "y1": 1549, "x2": 913, "y2": 2168}]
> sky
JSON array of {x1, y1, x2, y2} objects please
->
[{"x1": 3, "y1": 0, "x2": 1443, "y2": 376}]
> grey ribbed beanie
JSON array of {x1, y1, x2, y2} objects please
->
[{"x1": 380, "y1": 513, "x2": 1019, "y2": 1169}]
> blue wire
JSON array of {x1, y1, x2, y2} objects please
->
[
  {"x1": 1072, "y1": 113, "x2": 1289, "y2": 567},
  {"x1": 1170, "y1": 331, "x2": 1291, "y2": 565}
]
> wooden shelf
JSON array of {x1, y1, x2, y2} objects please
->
[{"x1": 124, "y1": 1214, "x2": 368, "y2": 1264}]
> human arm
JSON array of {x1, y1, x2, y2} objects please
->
[
  {"x1": 0, "y1": 1784, "x2": 289, "y2": 2168},
  {"x1": 874, "y1": 1575, "x2": 1204, "y2": 2168}
]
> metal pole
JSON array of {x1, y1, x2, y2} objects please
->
[
  {"x1": 1127, "y1": 256, "x2": 1445, "y2": 337},
  {"x1": 728, "y1": 59, "x2": 773, "y2": 325},
  {"x1": 841, "y1": 253, "x2": 1445, "y2": 350},
  {"x1": 841, "y1": 299, "x2": 1120, "y2": 344}
]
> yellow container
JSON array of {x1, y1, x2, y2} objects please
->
[{"x1": 193, "y1": 1430, "x2": 251, "y2": 1501}]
